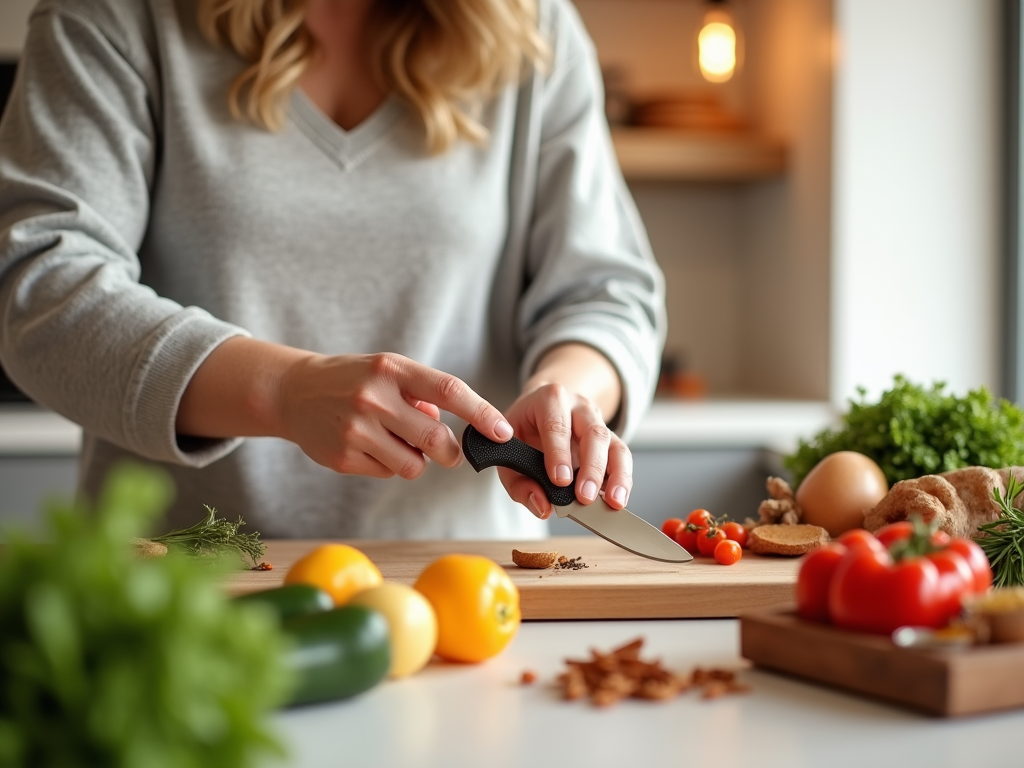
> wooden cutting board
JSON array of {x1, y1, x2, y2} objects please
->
[
  {"x1": 225, "y1": 536, "x2": 800, "y2": 620},
  {"x1": 740, "y1": 610, "x2": 1024, "y2": 717}
]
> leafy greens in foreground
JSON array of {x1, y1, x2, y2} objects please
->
[
  {"x1": 784, "y1": 375, "x2": 1024, "y2": 489},
  {"x1": 0, "y1": 462, "x2": 293, "y2": 768}
]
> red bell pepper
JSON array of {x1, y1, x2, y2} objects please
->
[{"x1": 796, "y1": 517, "x2": 992, "y2": 635}]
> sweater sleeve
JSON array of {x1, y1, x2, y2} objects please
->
[
  {"x1": 517, "y1": 0, "x2": 667, "y2": 442},
  {"x1": 0, "y1": 7, "x2": 248, "y2": 466}
]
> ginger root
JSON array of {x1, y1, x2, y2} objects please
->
[
  {"x1": 864, "y1": 466, "x2": 1024, "y2": 538},
  {"x1": 747, "y1": 476, "x2": 803, "y2": 530}
]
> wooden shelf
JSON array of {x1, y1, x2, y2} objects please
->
[{"x1": 612, "y1": 127, "x2": 786, "y2": 182}]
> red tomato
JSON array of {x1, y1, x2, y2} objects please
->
[
  {"x1": 874, "y1": 520, "x2": 950, "y2": 549},
  {"x1": 944, "y1": 537, "x2": 993, "y2": 593},
  {"x1": 674, "y1": 523, "x2": 702, "y2": 554},
  {"x1": 796, "y1": 544, "x2": 847, "y2": 623},
  {"x1": 721, "y1": 521, "x2": 748, "y2": 548},
  {"x1": 687, "y1": 509, "x2": 713, "y2": 528},
  {"x1": 661, "y1": 518, "x2": 686, "y2": 540},
  {"x1": 697, "y1": 527, "x2": 727, "y2": 557},
  {"x1": 714, "y1": 539, "x2": 743, "y2": 565},
  {"x1": 836, "y1": 529, "x2": 886, "y2": 552}
]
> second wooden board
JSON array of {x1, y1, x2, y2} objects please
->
[
  {"x1": 740, "y1": 610, "x2": 1024, "y2": 717},
  {"x1": 225, "y1": 536, "x2": 801, "y2": 620}
]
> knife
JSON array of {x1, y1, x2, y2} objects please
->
[{"x1": 461, "y1": 425, "x2": 693, "y2": 563}]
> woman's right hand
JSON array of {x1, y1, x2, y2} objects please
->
[{"x1": 177, "y1": 339, "x2": 512, "y2": 478}]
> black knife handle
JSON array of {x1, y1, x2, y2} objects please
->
[{"x1": 461, "y1": 425, "x2": 576, "y2": 506}]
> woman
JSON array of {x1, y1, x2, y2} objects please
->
[{"x1": 0, "y1": 0, "x2": 665, "y2": 539}]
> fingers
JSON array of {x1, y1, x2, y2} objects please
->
[
  {"x1": 379, "y1": 406, "x2": 462, "y2": 469},
  {"x1": 410, "y1": 399, "x2": 441, "y2": 420},
  {"x1": 358, "y1": 354, "x2": 501, "y2": 472},
  {"x1": 510, "y1": 382, "x2": 633, "y2": 508},
  {"x1": 601, "y1": 438, "x2": 633, "y2": 509},
  {"x1": 528, "y1": 384, "x2": 576, "y2": 488},
  {"x1": 395, "y1": 357, "x2": 513, "y2": 443},
  {"x1": 333, "y1": 450, "x2": 399, "y2": 480},
  {"x1": 497, "y1": 467, "x2": 552, "y2": 520},
  {"x1": 573, "y1": 417, "x2": 613, "y2": 505}
]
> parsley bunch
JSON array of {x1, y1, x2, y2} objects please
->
[
  {"x1": 0, "y1": 463, "x2": 293, "y2": 768},
  {"x1": 784, "y1": 375, "x2": 1024, "y2": 488}
]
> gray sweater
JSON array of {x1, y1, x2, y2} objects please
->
[{"x1": 0, "y1": 0, "x2": 665, "y2": 539}]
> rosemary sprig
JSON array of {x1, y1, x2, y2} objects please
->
[
  {"x1": 150, "y1": 505, "x2": 266, "y2": 567},
  {"x1": 975, "y1": 474, "x2": 1024, "y2": 588}
]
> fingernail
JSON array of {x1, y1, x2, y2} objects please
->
[
  {"x1": 528, "y1": 492, "x2": 547, "y2": 519},
  {"x1": 556, "y1": 464, "x2": 573, "y2": 482},
  {"x1": 582, "y1": 480, "x2": 598, "y2": 501},
  {"x1": 495, "y1": 420, "x2": 513, "y2": 440},
  {"x1": 610, "y1": 485, "x2": 627, "y2": 505}
]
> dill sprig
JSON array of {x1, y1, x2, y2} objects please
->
[
  {"x1": 151, "y1": 505, "x2": 266, "y2": 567},
  {"x1": 975, "y1": 474, "x2": 1024, "y2": 588}
]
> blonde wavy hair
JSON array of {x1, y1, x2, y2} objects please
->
[{"x1": 197, "y1": 0, "x2": 550, "y2": 154}]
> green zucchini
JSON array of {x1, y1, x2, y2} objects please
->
[
  {"x1": 234, "y1": 583, "x2": 333, "y2": 622},
  {"x1": 283, "y1": 605, "x2": 391, "y2": 706}
]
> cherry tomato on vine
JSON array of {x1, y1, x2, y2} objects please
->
[
  {"x1": 661, "y1": 518, "x2": 686, "y2": 540},
  {"x1": 697, "y1": 527, "x2": 727, "y2": 557},
  {"x1": 687, "y1": 509, "x2": 714, "y2": 528},
  {"x1": 714, "y1": 539, "x2": 743, "y2": 565},
  {"x1": 674, "y1": 524, "x2": 701, "y2": 553},
  {"x1": 721, "y1": 521, "x2": 748, "y2": 548}
]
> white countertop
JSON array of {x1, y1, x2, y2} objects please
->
[
  {"x1": 0, "y1": 399, "x2": 839, "y2": 456},
  {"x1": 272, "y1": 617, "x2": 1021, "y2": 768}
]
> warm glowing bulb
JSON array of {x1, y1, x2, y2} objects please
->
[{"x1": 698, "y1": 15, "x2": 737, "y2": 83}]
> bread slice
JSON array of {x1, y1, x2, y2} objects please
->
[
  {"x1": 748, "y1": 524, "x2": 830, "y2": 556},
  {"x1": 512, "y1": 549, "x2": 559, "y2": 569}
]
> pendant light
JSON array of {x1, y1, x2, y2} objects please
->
[{"x1": 698, "y1": 0, "x2": 740, "y2": 83}]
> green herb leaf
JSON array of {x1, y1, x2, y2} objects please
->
[
  {"x1": 784, "y1": 375, "x2": 1024, "y2": 488},
  {"x1": 975, "y1": 474, "x2": 1024, "y2": 587},
  {"x1": 0, "y1": 461, "x2": 293, "y2": 767},
  {"x1": 150, "y1": 505, "x2": 265, "y2": 567}
]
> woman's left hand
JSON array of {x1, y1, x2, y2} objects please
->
[{"x1": 498, "y1": 382, "x2": 632, "y2": 521}]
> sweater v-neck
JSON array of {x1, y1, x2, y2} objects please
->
[{"x1": 290, "y1": 89, "x2": 404, "y2": 171}]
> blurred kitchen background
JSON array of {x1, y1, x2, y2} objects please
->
[{"x1": 0, "y1": 0, "x2": 1015, "y2": 531}]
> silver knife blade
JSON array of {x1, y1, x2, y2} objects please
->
[{"x1": 555, "y1": 497, "x2": 693, "y2": 563}]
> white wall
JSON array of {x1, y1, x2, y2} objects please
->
[
  {"x1": 831, "y1": 0, "x2": 1002, "y2": 403},
  {"x1": 0, "y1": 0, "x2": 34, "y2": 58}
]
